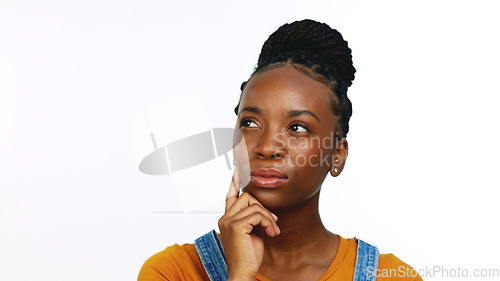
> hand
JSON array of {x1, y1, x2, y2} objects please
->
[{"x1": 218, "y1": 168, "x2": 280, "y2": 281}]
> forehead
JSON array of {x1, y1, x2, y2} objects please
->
[{"x1": 240, "y1": 65, "x2": 335, "y2": 117}]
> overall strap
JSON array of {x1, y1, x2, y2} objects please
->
[
  {"x1": 353, "y1": 239, "x2": 380, "y2": 281},
  {"x1": 195, "y1": 229, "x2": 228, "y2": 281}
]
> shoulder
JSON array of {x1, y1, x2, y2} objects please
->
[
  {"x1": 138, "y1": 243, "x2": 209, "y2": 281},
  {"x1": 377, "y1": 253, "x2": 423, "y2": 281},
  {"x1": 345, "y1": 237, "x2": 422, "y2": 281}
]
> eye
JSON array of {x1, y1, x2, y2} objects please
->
[
  {"x1": 240, "y1": 118, "x2": 259, "y2": 128},
  {"x1": 289, "y1": 123, "x2": 309, "y2": 133}
]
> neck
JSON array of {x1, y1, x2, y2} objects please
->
[{"x1": 253, "y1": 191, "x2": 334, "y2": 267}]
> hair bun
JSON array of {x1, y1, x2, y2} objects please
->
[{"x1": 257, "y1": 19, "x2": 355, "y2": 87}]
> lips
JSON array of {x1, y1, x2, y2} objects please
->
[{"x1": 250, "y1": 168, "x2": 287, "y2": 188}]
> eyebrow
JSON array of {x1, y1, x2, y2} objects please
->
[
  {"x1": 289, "y1": 110, "x2": 321, "y2": 123},
  {"x1": 239, "y1": 106, "x2": 262, "y2": 114},
  {"x1": 239, "y1": 107, "x2": 320, "y2": 123}
]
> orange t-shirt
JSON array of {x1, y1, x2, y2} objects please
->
[{"x1": 138, "y1": 234, "x2": 423, "y2": 281}]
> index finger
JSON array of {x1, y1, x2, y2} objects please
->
[{"x1": 225, "y1": 167, "x2": 240, "y2": 212}]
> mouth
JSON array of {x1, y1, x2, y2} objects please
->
[{"x1": 250, "y1": 168, "x2": 287, "y2": 188}]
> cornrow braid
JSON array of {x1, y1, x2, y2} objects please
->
[{"x1": 234, "y1": 19, "x2": 356, "y2": 137}]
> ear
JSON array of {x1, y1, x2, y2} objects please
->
[{"x1": 330, "y1": 138, "x2": 348, "y2": 177}]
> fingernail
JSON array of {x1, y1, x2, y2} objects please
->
[
  {"x1": 275, "y1": 224, "x2": 280, "y2": 235},
  {"x1": 271, "y1": 212, "x2": 278, "y2": 221}
]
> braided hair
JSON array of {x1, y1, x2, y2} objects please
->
[{"x1": 234, "y1": 19, "x2": 356, "y2": 137}]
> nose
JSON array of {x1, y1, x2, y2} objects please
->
[{"x1": 254, "y1": 127, "x2": 285, "y2": 160}]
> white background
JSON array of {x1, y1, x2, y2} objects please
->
[{"x1": 1, "y1": 0, "x2": 499, "y2": 280}]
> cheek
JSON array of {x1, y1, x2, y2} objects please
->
[{"x1": 286, "y1": 137, "x2": 335, "y2": 171}]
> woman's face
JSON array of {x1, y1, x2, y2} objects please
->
[{"x1": 233, "y1": 64, "x2": 347, "y2": 210}]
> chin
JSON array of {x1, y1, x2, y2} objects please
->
[{"x1": 242, "y1": 184, "x2": 289, "y2": 210}]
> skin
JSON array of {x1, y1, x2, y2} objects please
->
[{"x1": 218, "y1": 64, "x2": 349, "y2": 281}]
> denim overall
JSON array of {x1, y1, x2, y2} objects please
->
[{"x1": 195, "y1": 229, "x2": 379, "y2": 281}]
